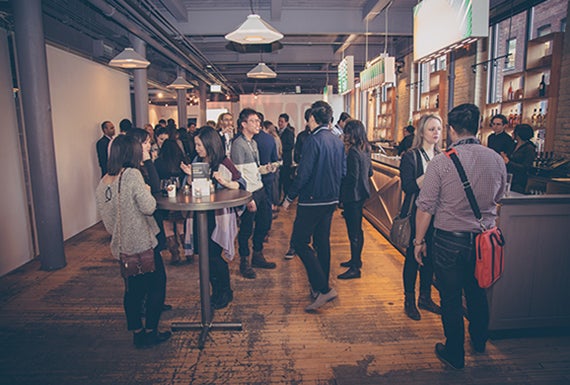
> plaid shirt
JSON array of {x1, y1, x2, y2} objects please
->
[{"x1": 416, "y1": 137, "x2": 507, "y2": 233}]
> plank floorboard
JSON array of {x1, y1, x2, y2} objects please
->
[{"x1": 0, "y1": 205, "x2": 569, "y2": 384}]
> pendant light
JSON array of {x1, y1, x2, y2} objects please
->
[
  {"x1": 247, "y1": 62, "x2": 277, "y2": 79},
  {"x1": 109, "y1": 48, "x2": 150, "y2": 69},
  {"x1": 167, "y1": 76, "x2": 194, "y2": 89},
  {"x1": 225, "y1": 1, "x2": 283, "y2": 44}
]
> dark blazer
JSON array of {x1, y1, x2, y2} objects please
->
[
  {"x1": 399, "y1": 149, "x2": 422, "y2": 216},
  {"x1": 280, "y1": 126, "x2": 295, "y2": 166},
  {"x1": 96, "y1": 135, "x2": 111, "y2": 177},
  {"x1": 488, "y1": 131, "x2": 515, "y2": 156},
  {"x1": 340, "y1": 146, "x2": 372, "y2": 203},
  {"x1": 507, "y1": 141, "x2": 536, "y2": 193},
  {"x1": 397, "y1": 134, "x2": 414, "y2": 155}
]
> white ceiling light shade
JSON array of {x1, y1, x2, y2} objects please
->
[
  {"x1": 225, "y1": 14, "x2": 284, "y2": 44},
  {"x1": 109, "y1": 48, "x2": 150, "y2": 69},
  {"x1": 247, "y1": 62, "x2": 277, "y2": 79},
  {"x1": 166, "y1": 76, "x2": 194, "y2": 89}
]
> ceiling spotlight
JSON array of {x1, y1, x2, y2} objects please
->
[
  {"x1": 247, "y1": 62, "x2": 277, "y2": 79},
  {"x1": 109, "y1": 48, "x2": 150, "y2": 69},
  {"x1": 225, "y1": 14, "x2": 283, "y2": 44},
  {"x1": 167, "y1": 76, "x2": 194, "y2": 89}
]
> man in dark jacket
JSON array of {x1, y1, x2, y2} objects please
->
[
  {"x1": 96, "y1": 120, "x2": 115, "y2": 177},
  {"x1": 278, "y1": 113, "x2": 295, "y2": 202},
  {"x1": 283, "y1": 101, "x2": 346, "y2": 312}
]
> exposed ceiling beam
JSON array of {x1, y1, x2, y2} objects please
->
[
  {"x1": 271, "y1": 0, "x2": 282, "y2": 21},
  {"x1": 159, "y1": 0, "x2": 188, "y2": 22},
  {"x1": 335, "y1": 34, "x2": 359, "y2": 54},
  {"x1": 363, "y1": 0, "x2": 393, "y2": 22}
]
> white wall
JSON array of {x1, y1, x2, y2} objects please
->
[
  {"x1": 0, "y1": 29, "x2": 34, "y2": 276},
  {"x1": 46, "y1": 45, "x2": 130, "y2": 240},
  {"x1": 239, "y1": 94, "x2": 344, "y2": 135}
]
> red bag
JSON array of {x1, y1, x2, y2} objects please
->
[{"x1": 475, "y1": 227, "x2": 505, "y2": 288}]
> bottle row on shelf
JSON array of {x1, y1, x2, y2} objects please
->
[{"x1": 487, "y1": 107, "x2": 548, "y2": 129}]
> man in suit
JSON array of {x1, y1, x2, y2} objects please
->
[
  {"x1": 96, "y1": 121, "x2": 115, "y2": 177},
  {"x1": 277, "y1": 113, "x2": 295, "y2": 203}
]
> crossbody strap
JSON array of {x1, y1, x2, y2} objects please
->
[{"x1": 444, "y1": 148, "x2": 486, "y2": 231}]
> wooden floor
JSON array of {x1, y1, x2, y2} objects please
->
[{"x1": 1, "y1": 205, "x2": 569, "y2": 385}]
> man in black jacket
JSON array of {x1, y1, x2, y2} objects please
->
[
  {"x1": 283, "y1": 101, "x2": 346, "y2": 312},
  {"x1": 278, "y1": 113, "x2": 295, "y2": 203},
  {"x1": 96, "y1": 121, "x2": 115, "y2": 177}
]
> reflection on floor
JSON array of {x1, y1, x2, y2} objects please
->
[{"x1": 1, "y1": 206, "x2": 569, "y2": 384}]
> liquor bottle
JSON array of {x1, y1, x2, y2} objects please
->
[
  {"x1": 538, "y1": 74, "x2": 546, "y2": 97},
  {"x1": 508, "y1": 110, "x2": 514, "y2": 128},
  {"x1": 531, "y1": 109, "x2": 537, "y2": 126},
  {"x1": 536, "y1": 108, "x2": 543, "y2": 127},
  {"x1": 507, "y1": 82, "x2": 514, "y2": 100},
  {"x1": 513, "y1": 111, "x2": 519, "y2": 127},
  {"x1": 425, "y1": 96, "x2": 429, "y2": 110},
  {"x1": 435, "y1": 94, "x2": 439, "y2": 109}
]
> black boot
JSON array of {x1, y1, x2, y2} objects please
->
[
  {"x1": 133, "y1": 330, "x2": 147, "y2": 349},
  {"x1": 240, "y1": 255, "x2": 256, "y2": 279},
  {"x1": 145, "y1": 329, "x2": 172, "y2": 347},
  {"x1": 213, "y1": 289, "x2": 234, "y2": 310},
  {"x1": 404, "y1": 292, "x2": 421, "y2": 320},
  {"x1": 166, "y1": 236, "x2": 181, "y2": 265},
  {"x1": 251, "y1": 251, "x2": 276, "y2": 269},
  {"x1": 337, "y1": 266, "x2": 361, "y2": 279},
  {"x1": 418, "y1": 291, "x2": 441, "y2": 315}
]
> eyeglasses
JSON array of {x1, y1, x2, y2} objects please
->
[{"x1": 247, "y1": 118, "x2": 261, "y2": 123}]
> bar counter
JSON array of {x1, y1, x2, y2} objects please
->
[{"x1": 364, "y1": 153, "x2": 570, "y2": 331}]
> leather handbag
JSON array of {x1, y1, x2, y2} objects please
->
[
  {"x1": 390, "y1": 150, "x2": 417, "y2": 249},
  {"x1": 390, "y1": 211, "x2": 412, "y2": 249},
  {"x1": 445, "y1": 148, "x2": 505, "y2": 288},
  {"x1": 117, "y1": 170, "x2": 156, "y2": 279}
]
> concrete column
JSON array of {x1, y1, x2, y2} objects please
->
[
  {"x1": 199, "y1": 81, "x2": 208, "y2": 126},
  {"x1": 176, "y1": 67, "x2": 188, "y2": 129},
  {"x1": 12, "y1": 0, "x2": 66, "y2": 270},
  {"x1": 131, "y1": 36, "x2": 149, "y2": 127}
]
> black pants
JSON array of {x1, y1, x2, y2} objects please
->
[
  {"x1": 194, "y1": 211, "x2": 231, "y2": 295},
  {"x1": 432, "y1": 229, "x2": 489, "y2": 364},
  {"x1": 124, "y1": 249, "x2": 166, "y2": 330},
  {"x1": 238, "y1": 188, "x2": 271, "y2": 256},
  {"x1": 343, "y1": 200, "x2": 365, "y2": 268},
  {"x1": 279, "y1": 165, "x2": 293, "y2": 200},
  {"x1": 291, "y1": 204, "x2": 336, "y2": 293},
  {"x1": 403, "y1": 226, "x2": 435, "y2": 295}
]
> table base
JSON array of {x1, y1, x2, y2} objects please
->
[{"x1": 171, "y1": 320, "x2": 243, "y2": 349}]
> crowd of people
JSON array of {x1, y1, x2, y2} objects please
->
[{"x1": 96, "y1": 102, "x2": 509, "y2": 370}]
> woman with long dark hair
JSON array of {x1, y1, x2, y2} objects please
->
[
  {"x1": 501, "y1": 124, "x2": 536, "y2": 193},
  {"x1": 154, "y1": 139, "x2": 188, "y2": 265},
  {"x1": 181, "y1": 126, "x2": 246, "y2": 309},
  {"x1": 95, "y1": 135, "x2": 170, "y2": 348},
  {"x1": 400, "y1": 114, "x2": 442, "y2": 320},
  {"x1": 337, "y1": 120, "x2": 373, "y2": 279}
]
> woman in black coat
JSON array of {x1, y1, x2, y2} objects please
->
[
  {"x1": 501, "y1": 124, "x2": 536, "y2": 194},
  {"x1": 337, "y1": 120, "x2": 373, "y2": 279},
  {"x1": 399, "y1": 114, "x2": 442, "y2": 320}
]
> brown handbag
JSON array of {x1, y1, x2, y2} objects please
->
[{"x1": 116, "y1": 170, "x2": 156, "y2": 279}]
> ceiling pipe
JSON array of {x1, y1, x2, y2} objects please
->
[
  {"x1": 113, "y1": 0, "x2": 229, "y2": 85},
  {"x1": 85, "y1": 0, "x2": 233, "y2": 93}
]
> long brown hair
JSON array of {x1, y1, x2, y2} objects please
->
[{"x1": 343, "y1": 119, "x2": 371, "y2": 153}]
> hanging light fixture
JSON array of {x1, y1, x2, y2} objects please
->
[
  {"x1": 109, "y1": 48, "x2": 150, "y2": 69},
  {"x1": 225, "y1": 1, "x2": 283, "y2": 44},
  {"x1": 166, "y1": 76, "x2": 194, "y2": 89},
  {"x1": 247, "y1": 62, "x2": 277, "y2": 79}
]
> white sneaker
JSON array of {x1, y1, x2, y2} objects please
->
[
  {"x1": 284, "y1": 248, "x2": 295, "y2": 260},
  {"x1": 305, "y1": 288, "x2": 338, "y2": 311}
]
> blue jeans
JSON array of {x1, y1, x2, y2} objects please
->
[
  {"x1": 291, "y1": 204, "x2": 336, "y2": 293},
  {"x1": 432, "y1": 229, "x2": 489, "y2": 363}
]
